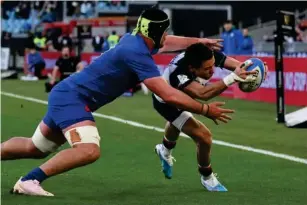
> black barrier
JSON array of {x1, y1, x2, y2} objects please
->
[
  {"x1": 275, "y1": 10, "x2": 295, "y2": 123},
  {"x1": 4, "y1": 36, "x2": 28, "y2": 71},
  {"x1": 77, "y1": 24, "x2": 92, "y2": 57}
]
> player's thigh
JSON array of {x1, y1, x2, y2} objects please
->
[
  {"x1": 31, "y1": 119, "x2": 66, "y2": 154},
  {"x1": 153, "y1": 94, "x2": 192, "y2": 131},
  {"x1": 63, "y1": 121, "x2": 99, "y2": 149},
  {"x1": 50, "y1": 108, "x2": 100, "y2": 150},
  {"x1": 181, "y1": 118, "x2": 212, "y2": 143},
  {"x1": 48, "y1": 86, "x2": 95, "y2": 131},
  {"x1": 62, "y1": 121, "x2": 101, "y2": 161},
  {"x1": 39, "y1": 121, "x2": 66, "y2": 145},
  {"x1": 62, "y1": 120, "x2": 99, "y2": 147},
  {"x1": 48, "y1": 92, "x2": 99, "y2": 151}
]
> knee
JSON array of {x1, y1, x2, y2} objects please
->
[
  {"x1": 65, "y1": 126, "x2": 101, "y2": 163},
  {"x1": 26, "y1": 140, "x2": 50, "y2": 159},
  {"x1": 85, "y1": 145, "x2": 101, "y2": 163},
  {"x1": 194, "y1": 127, "x2": 212, "y2": 145},
  {"x1": 77, "y1": 144, "x2": 101, "y2": 164}
]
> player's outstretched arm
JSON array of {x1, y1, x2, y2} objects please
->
[
  {"x1": 183, "y1": 81, "x2": 228, "y2": 101},
  {"x1": 144, "y1": 76, "x2": 234, "y2": 124},
  {"x1": 222, "y1": 55, "x2": 268, "y2": 79},
  {"x1": 184, "y1": 62, "x2": 257, "y2": 101},
  {"x1": 223, "y1": 56, "x2": 242, "y2": 71},
  {"x1": 159, "y1": 35, "x2": 223, "y2": 53}
]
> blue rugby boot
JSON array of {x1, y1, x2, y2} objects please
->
[
  {"x1": 201, "y1": 173, "x2": 228, "y2": 192},
  {"x1": 155, "y1": 144, "x2": 176, "y2": 179}
]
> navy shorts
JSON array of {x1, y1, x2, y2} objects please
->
[
  {"x1": 152, "y1": 94, "x2": 183, "y2": 122},
  {"x1": 152, "y1": 94, "x2": 192, "y2": 130},
  {"x1": 43, "y1": 82, "x2": 95, "y2": 130}
]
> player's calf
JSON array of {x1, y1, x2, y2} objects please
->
[
  {"x1": 182, "y1": 120, "x2": 227, "y2": 191},
  {"x1": 163, "y1": 122, "x2": 180, "y2": 150},
  {"x1": 1, "y1": 122, "x2": 64, "y2": 160},
  {"x1": 196, "y1": 132, "x2": 213, "y2": 177},
  {"x1": 182, "y1": 119, "x2": 212, "y2": 168},
  {"x1": 193, "y1": 124, "x2": 212, "y2": 148},
  {"x1": 1, "y1": 137, "x2": 48, "y2": 160}
]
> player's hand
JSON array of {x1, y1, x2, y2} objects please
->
[
  {"x1": 198, "y1": 38, "x2": 223, "y2": 51},
  {"x1": 263, "y1": 62, "x2": 269, "y2": 80},
  {"x1": 233, "y1": 61, "x2": 257, "y2": 82},
  {"x1": 50, "y1": 79, "x2": 56, "y2": 85},
  {"x1": 203, "y1": 102, "x2": 234, "y2": 125}
]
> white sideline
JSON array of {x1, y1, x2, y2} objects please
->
[{"x1": 1, "y1": 91, "x2": 307, "y2": 165}]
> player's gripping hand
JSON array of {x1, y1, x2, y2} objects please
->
[
  {"x1": 198, "y1": 38, "x2": 223, "y2": 51},
  {"x1": 233, "y1": 61, "x2": 258, "y2": 82},
  {"x1": 223, "y1": 61, "x2": 257, "y2": 86},
  {"x1": 202, "y1": 102, "x2": 234, "y2": 125}
]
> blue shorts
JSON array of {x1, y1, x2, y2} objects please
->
[{"x1": 43, "y1": 82, "x2": 95, "y2": 130}]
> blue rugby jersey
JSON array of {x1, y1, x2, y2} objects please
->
[{"x1": 64, "y1": 33, "x2": 161, "y2": 111}]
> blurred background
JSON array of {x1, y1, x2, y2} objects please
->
[
  {"x1": 1, "y1": 1, "x2": 307, "y2": 70},
  {"x1": 0, "y1": 0, "x2": 306, "y2": 104}
]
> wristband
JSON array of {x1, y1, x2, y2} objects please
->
[{"x1": 223, "y1": 73, "x2": 236, "y2": 87}]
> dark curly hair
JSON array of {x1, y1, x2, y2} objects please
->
[{"x1": 180, "y1": 43, "x2": 213, "y2": 69}]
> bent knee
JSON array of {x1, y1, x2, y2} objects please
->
[
  {"x1": 194, "y1": 127, "x2": 212, "y2": 145},
  {"x1": 84, "y1": 145, "x2": 100, "y2": 162},
  {"x1": 32, "y1": 126, "x2": 60, "y2": 154},
  {"x1": 64, "y1": 126, "x2": 102, "y2": 163},
  {"x1": 75, "y1": 144, "x2": 101, "y2": 163},
  {"x1": 25, "y1": 139, "x2": 49, "y2": 159}
]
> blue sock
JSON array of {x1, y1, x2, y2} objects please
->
[{"x1": 21, "y1": 167, "x2": 48, "y2": 183}]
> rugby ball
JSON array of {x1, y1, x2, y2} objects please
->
[{"x1": 238, "y1": 58, "x2": 265, "y2": 92}]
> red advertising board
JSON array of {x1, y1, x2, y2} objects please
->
[
  {"x1": 36, "y1": 51, "x2": 307, "y2": 106},
  {"x1": 151, "y1": 54, "x2": 307, "y2": 106},
  {"x1": 232, "y1": 56, "x2": 307, "y2": 106}
]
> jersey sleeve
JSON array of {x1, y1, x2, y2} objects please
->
[
  {"x1": 124, "y1": 50, "x2": 161, "y2": 81},
  {"x1": 169, "y1": 65, "x2": 194, "y2": 90},
  {"x1": 213, "y1": 51, "x2": 227, "y2": 68}
]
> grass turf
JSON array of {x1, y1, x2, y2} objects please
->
[{"x1": 1, "y1": 80, "x2": 307, "y2": 205}]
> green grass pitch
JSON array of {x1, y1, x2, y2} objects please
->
[{"x1": 1, "y1": 80, "x2": 307, "y2": 205}]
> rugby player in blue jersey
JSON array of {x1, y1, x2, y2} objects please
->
[{"x1": 1, "y1": 8, "x2": 235, "y2": 196}]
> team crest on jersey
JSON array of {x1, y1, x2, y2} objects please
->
[{"x1": 177, "y1": 75, "x2": 189, "y2": 86}]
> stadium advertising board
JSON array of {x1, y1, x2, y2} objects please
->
[
  {"x1": 37, "y1": 51, "x2": 307, "y2": 106},
  {"x1": 153, "y1": 55, "x2": 307, "y2": 106},
  {"x1": 233, "y1": 56, "x2": 307, "y2": 106}
]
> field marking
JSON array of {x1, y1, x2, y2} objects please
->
[{"x1": 1, "y1": 91, "x2": 307, "y2": 165}]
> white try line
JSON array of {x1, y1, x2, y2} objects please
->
[{"x1": 1, "y1": 91, "x2": 307, "y2": 165}]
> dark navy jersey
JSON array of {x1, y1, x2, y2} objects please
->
[{"x1": 64, "y1": 33, "x2": 161, "y2": 110}]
